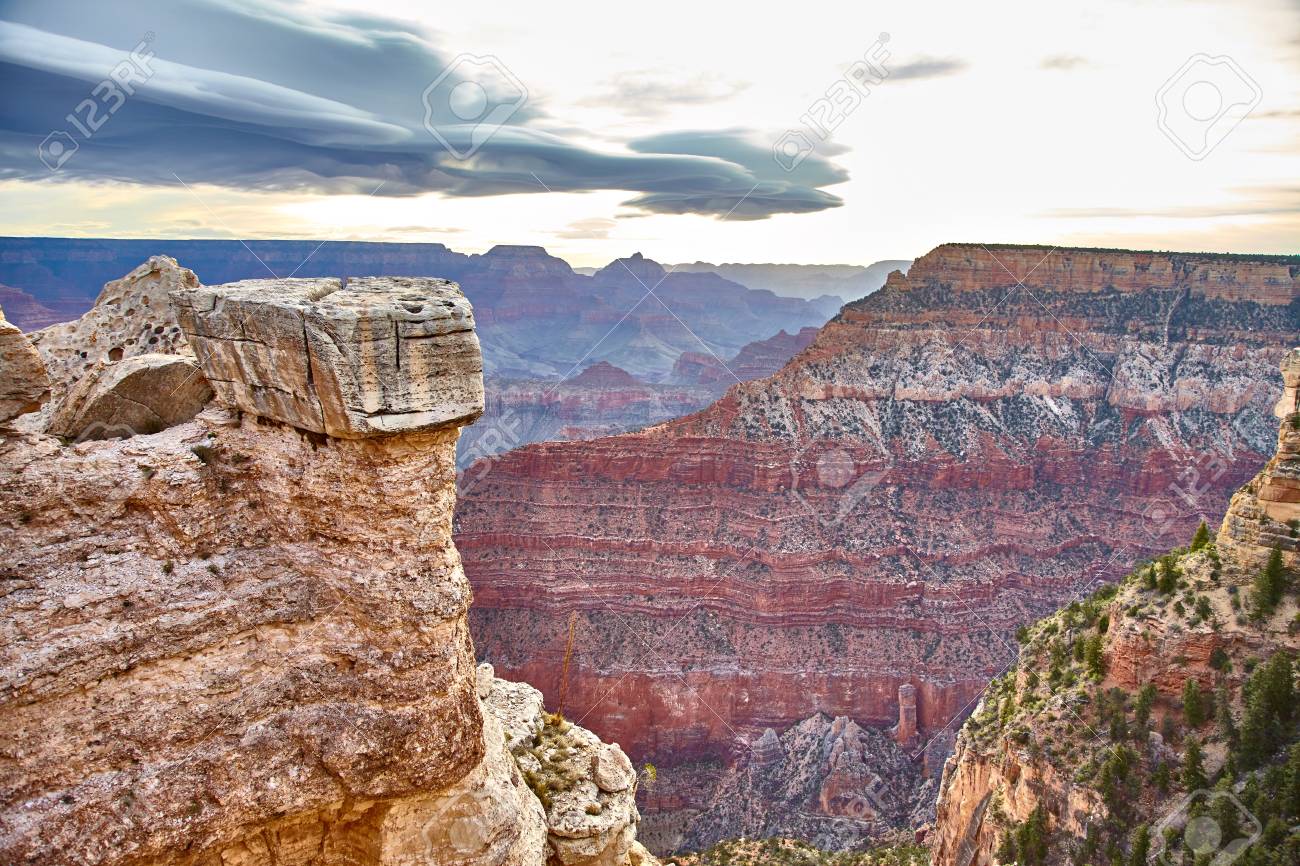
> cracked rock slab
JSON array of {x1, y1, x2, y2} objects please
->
[
  {"x1": 45, "y1": 353, "x2": 213, "y2": 441},
  {"x1": 171, "y1": 276, "x2": 484, "y2": 438}
]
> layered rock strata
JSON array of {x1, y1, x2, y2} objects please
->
[
  {"x1": 0, "y1": 275, "x2": 648, "y2": 866},
  {"x1": 172, "y1": 276, "x2": 484, "y2": 438},
  {"x1": 930, "y1": 354, "x2": 1300, "y2": 866},
  {"x1": 456, "y1": 244, "x2": 1299, "y2": 844}
]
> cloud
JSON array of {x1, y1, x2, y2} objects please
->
[
  {"x1": 1043, "y1": 186, "x2": 1300, "y2": 219},
  {"x1": 579, "y1": 71, "x2": 750, "y2": 118},
  {"x1": 0, "y1": 0, "x2": 847, "y2": 220},
  {"x1": 554, "y1": 218, "x2": 618, "y2": 240},
  {"x1": 888, "y1": 57, "x2": 968, "y2": 81},
  {"x1": 1040, "y1": 54, "x2": 1089, "y2": 70}
]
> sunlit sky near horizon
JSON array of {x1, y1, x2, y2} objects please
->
[{"x1": 1, "y1": 0, "x2": 1298, "y2": 267}]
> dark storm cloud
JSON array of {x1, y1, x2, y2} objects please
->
[{"x1": 0, "y1": 0, "x2": 847, "y2": 219}]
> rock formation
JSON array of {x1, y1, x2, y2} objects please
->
[
  {"x1": 0, "y1": 275, "x2": 651, "y2": 866},
  {"x1": 22, "y1": 256, "x2": 198, "y2": 431},
  {"x1": 172, "y1": 276, "x2": 484, "y2": 438},
  {"x1": 460, "y1": 373, "x2": 717, "y2": 471},
  {"x1": 479, "y1": 665, "x2": 647, "y2": 866},
  {"x1": 45, "y1": 354, "x2": 213, "y2": 442},
  {"x1": 455, "y1": 244, "x2": 1298, "y2": 845},
  {"x1": 0, "y1": 304, "x2": 49, "y2": 422},
  {"x1": 640, "y1": 713, "x2": 932, "y2": 854},
  {"x1": 461, "y1": 330, "x2": 824, "y2": 470},
  {"x1": 930, "y1": 352, "x2": 1300, "y2": 866},
  {"x1": 670, "y1": 328, "x2": 819, "y2": 388}
]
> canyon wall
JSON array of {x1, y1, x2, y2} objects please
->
[
  {"x1": 0, "y1": 276, "x2": 652, "y2": 866},
  {"x1": 455, "y1": 244, "x2": 1299, "y2": 848},
  {"x1": 931, "y1": 352, "x2": 1299, "y2": 866}
]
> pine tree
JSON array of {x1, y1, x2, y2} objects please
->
[
  {"x1": 1191, "y1": 521, "x2": 1211, "y2": 551},
  {"x1": 1085, "y1": 634, "x2": 1106, "y2": 680},
  {"x1": 1215, "y1": 686, "x2": 1237, "y2": 746},
  {"x1": 1136, "y1": 683, "x2": 1156, "y2": 729},
  {"x1": 1153, "y1": 760, "x2": 1171, "y2": 793},
  {"x1": 1015, "y1": 804, "x2": 1050, "y2": 866},
  {"x1": 1127, "y1": 824, "x2": 1151, "y2": 866},
  {"x1": 1157, "y1": 556, "x2": 1178, "y2": 595},
  {"x1": 1183, "y1": 678, "x2": 1207, "y2": 728},
  {"x1": 1183, "y1": 737, "x2": 1207, "y2": 790},
  {"x1": 1250, "y1": 546, "x2": 1287, "y2": 617}
]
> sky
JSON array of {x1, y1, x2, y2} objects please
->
[{"x1": 0, "y1": 0, "x2": 1297, "y2": 267}]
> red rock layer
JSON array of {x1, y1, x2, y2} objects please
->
[{"x1": 455, "y1": 244, "x2": 1298, "y2": 816}]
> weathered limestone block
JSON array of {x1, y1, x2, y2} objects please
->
[
  {"x1": 172, "y1": 277, "x2": 484, "y2": 438},
  {"x1": 0, "y1": 304, "x2": 48, "y2": 422},
  {"x1": 24, "y1": 256, "x2": 198, "y2": 431},
  {"x1": 477, "y1": 668, "x2": 646, "y2": 866},
  {"x1": 45, "y1": 354, "x2": 213, "y2": 441}
]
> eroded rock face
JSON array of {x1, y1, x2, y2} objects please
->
[
  {"x1": 172, "y1": 276, "x2": 484, "y2": 439},
  {"x1": 24, "y1": 256, "x2": 198, "y2": 430},
  {"x1": 45, "y1": 354, "x2": 213, "y2": 441},
  {"x1": 478, "y1": 667, "x2": 649, "y2": 866},
  {"x1": 0, "y1": 305, "x2": 48, "y2": 422},
  {"x1": 1216, "y1": 348, "x2": 1300, "y2": 560},
  {"x1": 930, "y1": 372, "x2": 1300, "y2": 866},
  {"x1": 0, "y1": 275, "x2": 648, "y2": 866},
  {"x1": 0, "y1": 411, "x2": 484, "y2": 866},
  {"x1": 456, "y1": 244, "x2": 1298, "y2": 843},
  {"x1": 641, "y1": 712, "x2": 932, "y2": 855}
]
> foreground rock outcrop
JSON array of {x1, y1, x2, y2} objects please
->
[
  {"x1": 455, "y1": 244, "x2": 1299, "y2": 847},
  {"x1": 45, "y1": 354, "x2": 212, "y2": 441},
  {"x1": 931, "y1": 353, "x2": 1300, "y2": 866},
  {"x1": 22, "y1": 256, "x2": 198, "y2": 430},
  {"x1": 0, "y1": 275, "x2": 650, "y2": 866},
  {"x1": 172, "y1": 276, "x2": 484, "y2": 438},
  {"x1": 0, "y1": 305, "x2": 48, "y2": 422}
]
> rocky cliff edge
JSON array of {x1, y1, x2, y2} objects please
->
[{"x1": 0, "y1": 274, "x2": 651, "y2": 866}]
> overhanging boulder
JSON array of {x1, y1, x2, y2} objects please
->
[{"x1": 171, "y1": 276, "x2": 484, "y2": 438}]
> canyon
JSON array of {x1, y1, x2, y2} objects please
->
[
  {"x1": 0, "y1": 272, "x2": 656, "y2": 865},
  {"x1": 931, "y1": 349, "x2": 1300, "y2": 866},
  {"x1": 0, "y1": 239, "x2": 840, "y2": 465},
  {"x1": 455, "y1": 243, "x2": 1300, "y2": 850}
]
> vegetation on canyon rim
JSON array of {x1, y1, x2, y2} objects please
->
[
  {"x1": 965, "y1": 520, "x2": 1299, "y2": 866},
  {"x1": 670, "y1": 838, "x2": 930, "y2": 866}
]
